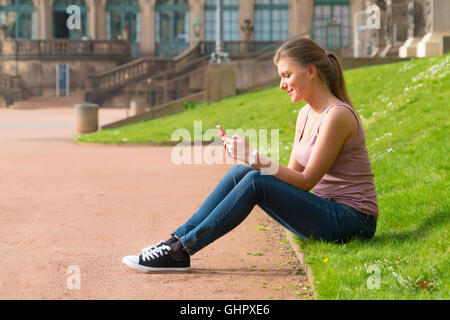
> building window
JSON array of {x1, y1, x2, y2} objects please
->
[
  {"x1": 0, "y1": 0, "x2": 34, "y2": 39},
  {"x1": 106, "y1": 0, "x2": 140, "y2": 56},
  {"x1": 155, "y1": 0, "x2": 189, "y2": 57},
  {"x1": 311, "y1": 0, "x2": 351, "y2": 49},
  {"x1": 204, "y1": 0, "x2": 239, "y2": 42},
  {"x1": 53, "y1": 0, "x2": 87, "y2": 39},
  {"x1": 254, "y1": 0, "x2": 289, "y2": 42}
]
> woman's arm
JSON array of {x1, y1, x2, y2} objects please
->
[
  {"x1": 254, "y1": 106, "x2": 355, "y2": 191},
  {"x1": 288, "y1": 106, "x2": 306, "y2": 172}
]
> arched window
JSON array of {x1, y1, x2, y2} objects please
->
[
  {"x1": 254, "y1": 0, "x2": 288, "y2": 42},
  {"x1": 53, "y1": 0, "x2": 87, "y2": 39},
  {"x1": 311, "y1": 0, "x2": 351, "y2": 49},
  {"x1": 106, "y1": 0, "x2": 140, "y2": 56},
  {"x1": 155, "y1": 0, "x2": 189, "y2": 57},
  {"x1": 204, "y1": 0, "x2": 239, "y2": 42},
  {"x1": 0, "y1": 0, "x2": 34, "y2": 39}
]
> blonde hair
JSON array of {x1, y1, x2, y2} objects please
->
[{"x1": 273, "y1": 37, "x2": 353, "y2": 107}]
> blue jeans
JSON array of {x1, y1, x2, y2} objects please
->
[{"x1": 173, "y1": 164, "x2": 377, "y2": 255}]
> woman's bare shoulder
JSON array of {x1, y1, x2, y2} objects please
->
[
  {"x1": 321, "y1": 104, "x2": 359, "y2": 139},
  {"x1": 296, "y1": 104, "x2": 310, "y2": 124}
]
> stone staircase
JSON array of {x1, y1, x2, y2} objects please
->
[{"x1": 84, "y1": 42, "x2": 207, "y2": 105}]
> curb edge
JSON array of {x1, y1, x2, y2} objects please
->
[{"x1": 285, "y1": 231, "x2": 317, "y2": 300}]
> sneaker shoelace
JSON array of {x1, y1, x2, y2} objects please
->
[
  {"x1": 141, "y1": 244, "x2": 171, "y2": 262},
  {"x1": 141, "y1": 240, "x2": 164, "y2": 255}
]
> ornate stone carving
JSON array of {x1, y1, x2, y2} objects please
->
[
  {"x1": 424, "y1": 0, "x2": 432, "y2": 33},
  {"x1": 407, "y1": 0, "x2": 415, "y2": 38}
]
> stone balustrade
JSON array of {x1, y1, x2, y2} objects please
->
[
  {"x1": 87, "y1": 58, "x2": 171, "y2": 93},
  {"x1": 199, "y1": 41, "x2": 281, "y2": 57},
  {"x1": 0, "y1": 39, "x2": 130, "y2": 58}
]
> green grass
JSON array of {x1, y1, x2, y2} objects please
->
[{"x1": 75, "y1": 54, "x2": 450, "y2": 299}]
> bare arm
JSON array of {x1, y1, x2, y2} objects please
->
[
  {"x1": 288, "y1": 106, "x2": 306, "y2": 172},
  {"x1": 255, "y1": 106, "x2": 355, "y2": 191}
]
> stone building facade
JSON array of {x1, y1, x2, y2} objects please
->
[{"x1": 1, "y1": 0, "x2": 368, "y2": 57}]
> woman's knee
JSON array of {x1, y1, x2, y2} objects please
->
[{"x1": 227, "y1": 164, "x2": 254, "y2": 178}]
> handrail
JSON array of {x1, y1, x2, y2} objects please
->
[{"x1": 147, "y1": 55, "x2": 210, "y2": 82}]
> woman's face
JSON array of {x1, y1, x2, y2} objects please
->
[{"x1": 276, "y1": 58, "x2": 312, "y2": 104}]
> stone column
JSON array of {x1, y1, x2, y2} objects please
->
[
  {"x1": 189, "y1": 0, "x2": 206, "y2": 48},
  {"x1": 350, "y1": 0, "x2": 365, "y2": 53},
  {"x1": 40, "y1": 0, "x2": 54, "y2": 39},
  {"x1": 368, "y1": 0, "x2": 386, "y2": 57},
  {"x1": 399, "y1": 0, "x2": 420, "y2": 57},
  {"x1": 294, "y1": 0, "x2": 313, "y2": 37},
  {"x1": 417, "y1": 0, "x2": 450, "y2": 56},
  {"x1": 97, "y1": 0, "x2": 107, "y2": 39},
  {"x1": 139, "y1": 0, "x2": 156, "y2": 56},
  {"x1": 239, "y1": 0, "x2": 254, "y2": 41},
  {"x1": 86, "y1": 0, "x2": 98, "y2": 39},
  {"x1": 32, "y1": 0, "x2": 41, "y2": 39},
  {"x1": 205, "y1": 64, "x2": 236, "y2": 103},
  {"x1": 380, "y1": 0, "x2": 393, "y2": 56}
]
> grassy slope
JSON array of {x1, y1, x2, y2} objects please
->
[{"x1": 76, "y1": 54, "x2": 449, "y2": 299}]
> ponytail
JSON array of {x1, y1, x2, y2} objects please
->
[
  {"x1": 326, "y1": 52, "x2": 353, "y2": 107},
  {"x1": 274, "y1": 37, "x2": 353, "y2": 108}
]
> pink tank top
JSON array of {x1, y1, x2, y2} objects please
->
[{"x1": 294, "y1": 102, "x2": 379, "y2": 218}]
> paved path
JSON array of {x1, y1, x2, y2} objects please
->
[{"x1": 0, "y1": 105, "x2": 310, "y2": 300}]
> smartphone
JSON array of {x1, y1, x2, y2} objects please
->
[{"x1": 216, "y1": 125, "x2": 226, "y2": 137}]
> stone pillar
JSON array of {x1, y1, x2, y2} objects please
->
[
  {"x1": 417, "y1": 0, "x2": 450, "y2": 57},
  {"x1": 294, "y1": 0, "x2": 313, "y2": 37},
  {"x1": 350, "y1": 0, "x2": 365, "y2": 53},
  {"x1": 86, "y1": 0, "x2": 98, "y2": 39},
  {"x1": 40, "y1": 0, "x2": 54, "y2": 39},
  {"x1": 205, "y1": 64, "x2": 236, "y2": 103},
  {"x1": 189, "y1": 0, "x2": 206, "y2": 48},
  {"x1": 32, "y1": 0, "x2": 41, "y2": 39},
  {"x1": 399, "y1": 0, "x2": 420, "y2": 57},
  {"x1": 129, "y1": 99, "x2": 148, "y2": 116},
  {"x1": 139, "y1": 0, "x2": 156, "y2": 56},
  {"x1": 380, "y1": 0, "x2": 393, "y2": 56},
  {"x1": 74, "y1": 103, "x2": 99, "y2": 135},
  {"x1": 97, "y1": 0, "x2": 107, "y2": 39},
  {"x1": 368, "y1": 0, "x2": 386, "y2": 57},
  {"x1": 239, "y1": 0, "x2": 254, "y2": 41}
]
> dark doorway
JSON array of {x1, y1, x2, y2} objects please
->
[{"x1": 53, "y1": 11, "x2": 70, "y2": 38}]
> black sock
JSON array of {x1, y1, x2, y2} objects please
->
[
  {"x1": 164, "y1": 236, "x2": 178, "y2": 246},
  {"x1": 170, "y1": 240, "x2": 189, "y2": 261}
]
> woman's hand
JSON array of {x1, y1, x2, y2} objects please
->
[{"x1": 220, "y1": 133, "x2": 254, "y2": 164}]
